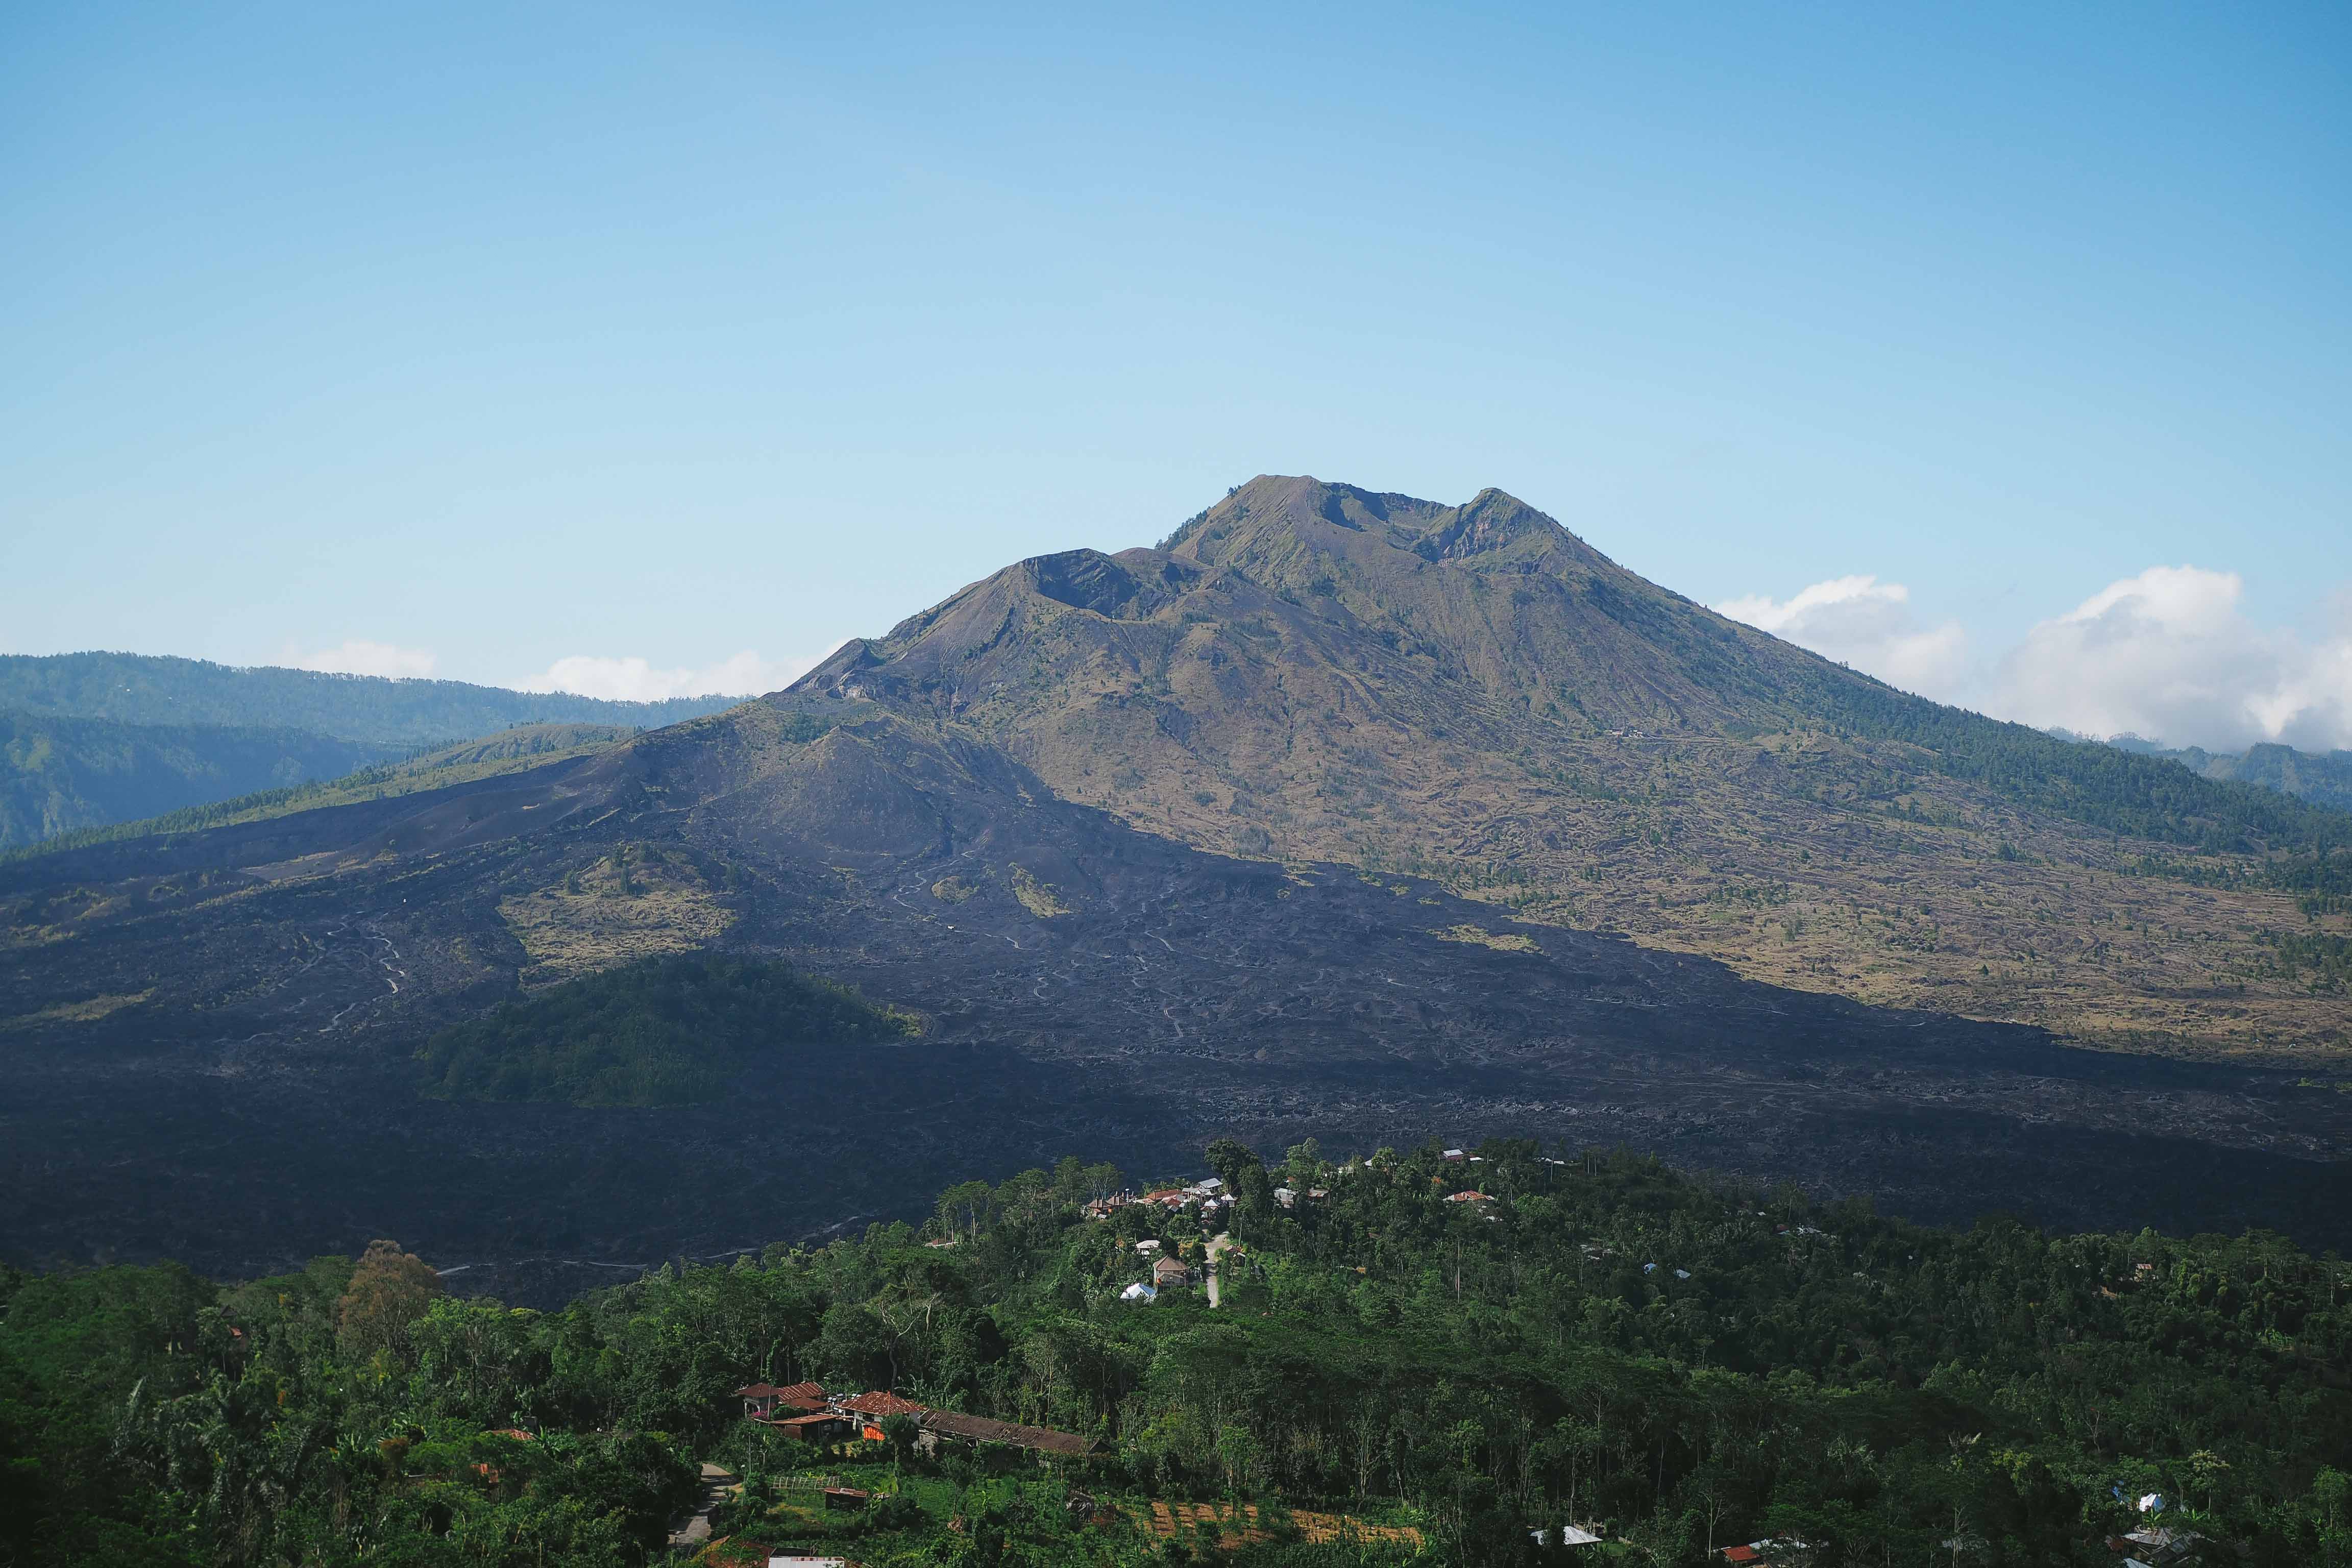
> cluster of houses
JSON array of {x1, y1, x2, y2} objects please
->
[
  {"x1": 1083, "y1": 1175, "x2": 1232, "y2": 1221},
  {"x1": 731, "y1": 1383, "x2": 1093, "y2": 1459}
]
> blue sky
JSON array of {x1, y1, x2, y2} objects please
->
[{"x1": 4, "y1": 3, "x2": 2347, "y2": 747}]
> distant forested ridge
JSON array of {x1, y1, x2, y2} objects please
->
[
  {"x1": 0, "y1": 708, "x2": 398, "y2": 848},
  {"x1": 0, "y1": 722, "x2": 640, "y2": 861},
  {"x1": 2102, "y1": 735, "x2": 2352, "y2": 815},
  {"x1": 418, "y1": 952, "x2": 922, "y2": 1107},
  {"x1": 3, "y1": 1142, "x2": 2348, "y2": 1566},
  {"x1": 0, "y1": 652, "x2": 739, "y2": 747}
]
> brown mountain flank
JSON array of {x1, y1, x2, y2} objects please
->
[{"x1": 791, "y1": 475, "x2": 2349, "y2": 1059}]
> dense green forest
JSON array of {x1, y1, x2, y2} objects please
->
[
  {"x1": 0, "y1": 653, "x2": 734, "y2": 749},
  {"x1": 5, "y1": 1143, "x2": 2348, "y2": 1567},
  {"x1": 418, "y1": 954, "x2": 921, "y2": 1107},
  {"x1": 0, "y1": 709, "x2": 397, "y2": 849}
]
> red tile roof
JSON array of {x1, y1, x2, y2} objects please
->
[
  {"x1": 774, "y1": 1381, "x2": 828, "y2": 1410},
  {"x1": 838, "y1": 1390, "x2": 927, "y2": 1419}
]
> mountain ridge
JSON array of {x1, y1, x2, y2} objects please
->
[{"x1": 0, "y1": 651, "x2": 737, "y2": 747}]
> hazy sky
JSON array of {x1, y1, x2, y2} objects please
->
[{"x1": 5, "y1": 3, "x2": 2348, "y2": 749}]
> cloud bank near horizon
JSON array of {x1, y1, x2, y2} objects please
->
[
  {"x1": 1717, "y1": 566, "x2": 2352, "y2": 753},
  {"x1": 518, "y1": 648, "x2": 825, "y2": 703}
]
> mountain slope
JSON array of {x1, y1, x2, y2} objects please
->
[
  {"x1": 794, "y1": 475, "x2": 2351, "y2": 1055},
  {"x1": 0, "y1": 709, "x2": 399, "y2": 848},
  {"x1": 0, "y1": 652, "x2": 735, "y2": 747},
  {"x1": 6, "y1": 695, "x2": 2348, "y2": 1286},
  {"x1": 5, "y1": 477, "x2": 2351, "y2": 1286}
]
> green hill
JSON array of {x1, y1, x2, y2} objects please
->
[
  {"x1": 418, "y1": 952, "x2": 920, "y2": 1106},
  {"x1": 0, "y1": 708, "x2": 398, "y2": 849},
  {"x1": 0, "y1": 651, "x2": 739, "y2": 747},
  {"x1": 0, "y1": 721, "x2": 641, "y2": 859}
]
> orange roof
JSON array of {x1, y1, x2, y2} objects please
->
[{"x1": 838, "y1": 1390, "x2": 927, "y2": 1418}]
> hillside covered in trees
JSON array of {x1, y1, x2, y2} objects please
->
[
  {"x1": 0, "y1": 654, "x2": 736, "y2": 748},
  {"x1": 0, "y1": 654, "x2": 740, "y2": 848},
  {"x1": 5, "y1": 1142, "x2": 2348, "y2": 1567},
  {"x1": 0, "y1": 708, "x2": 398, "y2": 848}
]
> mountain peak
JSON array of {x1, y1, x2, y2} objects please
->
[{"x1": 1161, "y1": 474, "x2": 1613, "y2": 582}]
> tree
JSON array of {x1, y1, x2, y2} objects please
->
[
  {"x1": 936, "y1": 1180, "x2": 995, "y2": 1242},
  {"x1": 335, "y1": 1239, "x2": 443, "y2": 1364}
]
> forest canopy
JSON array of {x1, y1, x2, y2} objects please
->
[{"x1": 3, "y1": 1141, "x2": 2348, "y2": 1566}]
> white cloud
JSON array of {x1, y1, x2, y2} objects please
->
[
  {"x1": 1715, "y1": 575, "x2": 1969, "y2": 696},
  {"x1": 520, "y1": 649, "x2": 822, "y2": 703},
  {"x1": 1990, "y1": 566, "x2": 2352, "y2": 752},
  {"x1": 286, "y1": 640, "x2": 438, "y2": 679}
]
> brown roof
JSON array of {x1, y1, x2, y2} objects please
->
[
  {"x1": 734, "y1": 1382, "x2": 788, "y2": 1399},
  {"x1": 774, "y1": 1381, "x2": 828, "y2": 1410},
  {"x1": 918, "y1": 1408, "x2": 1094, "y2": 1456},
  {"x1": 1152, "y1": 1256, "x2": 1190, "y2": 1281},
  {"x1": 838, "y1": 1390, "x2": 928, "y2": 1419},
  {"x1": 768, "y1": 1411, "x2": 846, "y2": 1429}
]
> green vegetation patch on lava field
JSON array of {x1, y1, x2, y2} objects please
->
[{"x1": 416, "y1": 951, "x2": 921, "y2": 1108}]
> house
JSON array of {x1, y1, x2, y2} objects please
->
[
  {"x1": 1442, "y1": 1148, "x2": 1466, "y2": 1162},
  {"x1": 1120, "y1": 1282, "x2": 1157, "y2": 1302},
  {"x1": 770, "y1": 1411, "x2": 850, "y2": 1442},
  {"x1": 1447, "y1": 1191, "x2": 1493, "y2": 1204},
  {"x1": 1532, "y1": 1525, "x2": 1605, "y2": 1547},
  {"x1": 837, "y1": 1389, "x2": 926, "y2": 1440},
  {"x1": 1136, "y1": 1239, "x2": 1162, "y2": 1254},
  {"x1": 821, "y1": 1486, "x2": 870, "y2": 1511},
  {"x1": 736, "y1": 1382, "x2": 803, "y2": 1418},
  {"x1": 1273, "y1": 1187, "x2": 1297, "y2": 1209},
  {"x1": 916, "y1": 1408, "x2": 1094, "y2": 1458},
  {"x1": 1152, "y1": 1255, "x2": 1192, "y2": 1288},
  {"x1": 738, "y1": 1381, "x2": 829, "y2": 1419}
]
